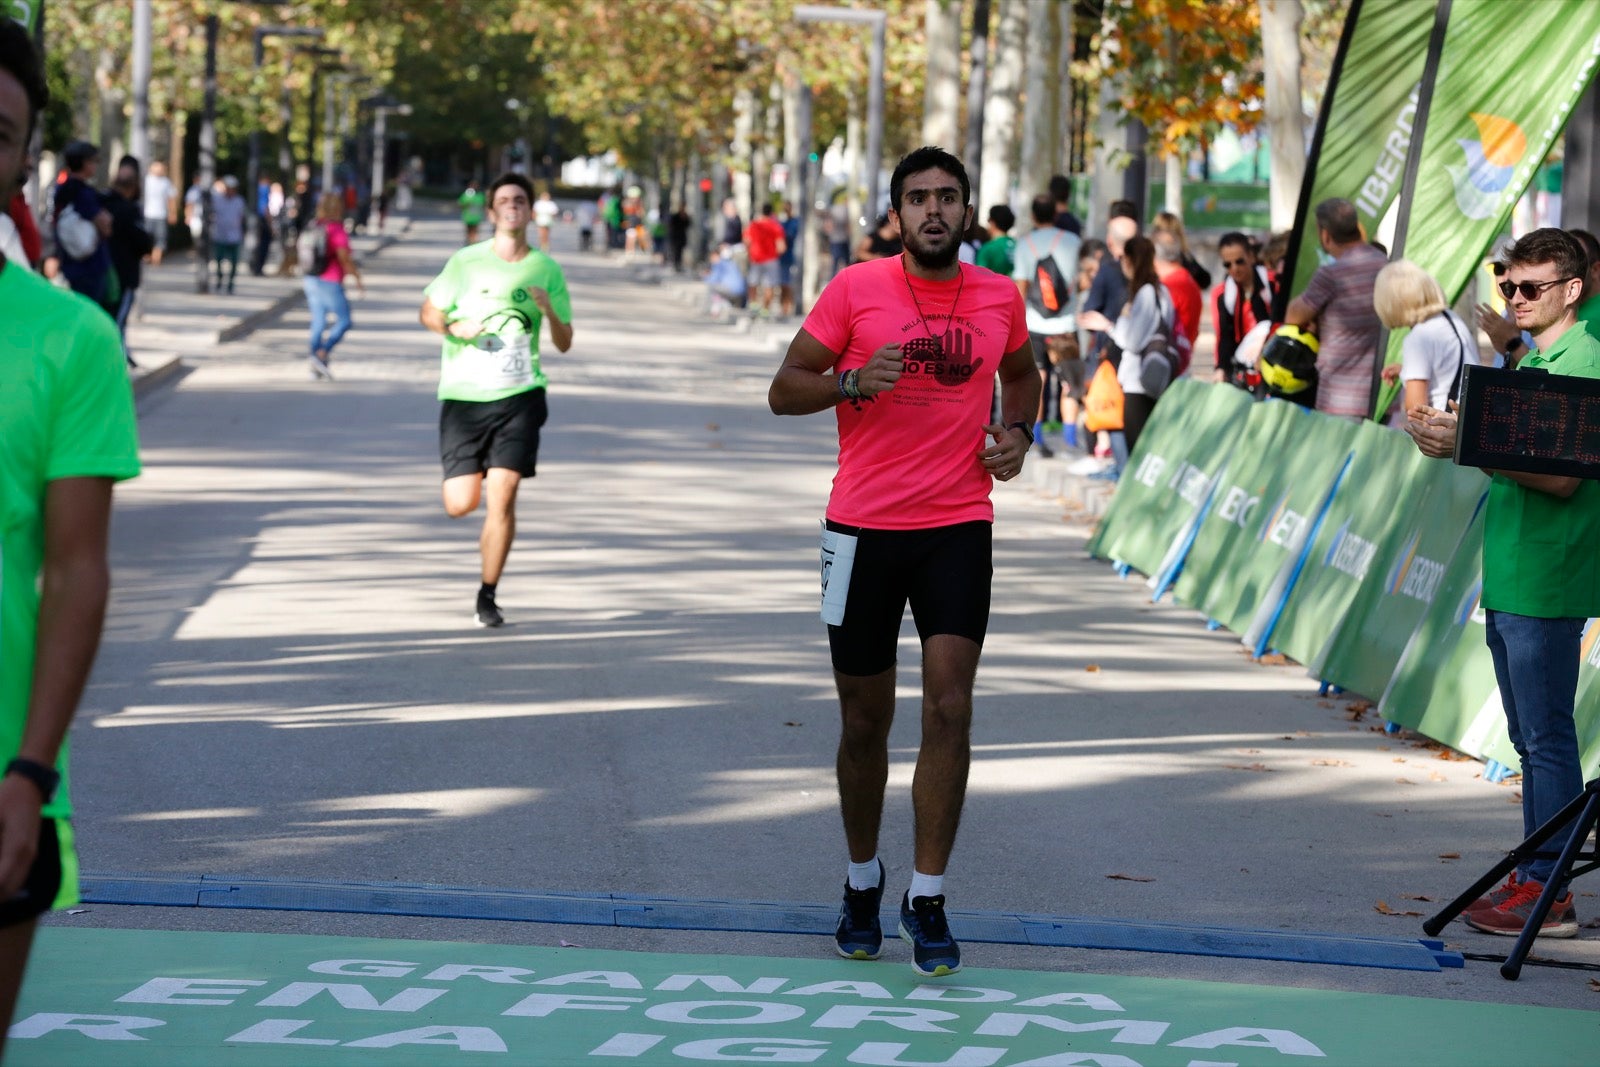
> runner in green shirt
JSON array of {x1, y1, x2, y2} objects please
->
[
  {"x1": 1405, "y1": 228, "x2": 1600, "y2": 940},
  {"x1": 421, "y1": 173, "x2": 574, "y2": 627},
  {"x1": 0, "y1": 22, "x2": 141, "y2": 1048},
  {"x1": 974, "y1": 204, "x2": 1016, "y2": 277},
  {"x1": 458, "y1": 179, "x2": 486, "y2": 245}
]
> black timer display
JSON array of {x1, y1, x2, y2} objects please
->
[{"x1": 1454, "y1": 363, "x2": 1600, "y2": 478}]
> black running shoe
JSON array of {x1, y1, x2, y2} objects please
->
[
  {"x1": 475, "y1": 590, "x2": 504, "y2": 628},
  {"x1": 834, "y1": 859, "x2": 885, "y2": 960},
  {"x1": 898, "y1": 892, "x2": 961, "y2": 977}
]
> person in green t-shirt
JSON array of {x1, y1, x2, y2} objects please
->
[
  {"x1": 421, "y1": 173, "x2": 574, "y2": 628},
  {"x1": 458, "y1": 179, "x2": 486, "y2": 245},
  {"x1": 0, "y1": 23, "x2": 141, "y2": 1050},
  {"x1": 1406, "y1": 228, "x2": 1600, "y2": 940},
  {"x1": 974, "y1": 204, "x2": 1015, "y2": 278}
]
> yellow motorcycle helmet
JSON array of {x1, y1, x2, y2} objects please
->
[{"x1": 1258, "y1": 325, "x2": 1320, "y2": 397}]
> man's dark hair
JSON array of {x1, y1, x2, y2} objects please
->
[
  {"x1": 1108, "y1": 199, "x2": 1139, "y2": 222},
  {"x1": 1079, "y1": 237, "x2": 1106, "y2": 262},
  {"x1": 487, "y1": 172, "x2": 533, "y2": 205},
  {"x1": 1567, "y1": 228, "x2": 1600, "y2": 270},
  {"x1": 1314, "y1": 198, "x2": 1362, "y2": 244},
  {"x1": 888, "y1": 145, "x2": 969, "y2": 212},
  {"x1": 1507, "y1": 227, "x2": 1587, "y2": 284},
  {"x1": 760, "y1": 202, "x2": 775, "y2": 216},
  {"x1": 1048, "y1": 174, "x2": 1071, "y2": 204},
  {"x1": 1030, "y1": 194, "x2": 1054, "y2": 226},
  {"x1": 63, "y1": 140, "x2": 99, "y2": 174},
  {"x1": 0, "y1": 19, "x2": 48, "y2": 135},
  {"x1": 986, "y1": 204, "x2": 1015, "y2": 232},
  {"x1": 1217, "y1": 231, "x2": 1253, "y2": 254}
]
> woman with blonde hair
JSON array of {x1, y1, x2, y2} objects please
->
[
  {"x1": 1375, "y1": 259, "x2": 1476, "y2": 416},
  {"x1": 1151, "y1": 209, "x2": 1211, "y2": 290},
  {"x1": 301, "y1": 190, "x2": 364, "y2": 379}
]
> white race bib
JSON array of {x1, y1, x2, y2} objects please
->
[
  {"x1": 462, "y1": 333, "x2": 535, "y2": 392},
  {"x1": 820, "y1": 522, "x2": 858, "y2": 626}
]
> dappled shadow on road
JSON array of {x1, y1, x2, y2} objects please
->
[{"x1": 80, "y1": 233, "x2": 1528, "y2": 952}]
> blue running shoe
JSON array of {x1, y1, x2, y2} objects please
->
[
  {"x1": 899, "y1": 892, "x2": 961, "y2": 976},
  {"x1": 834, "y1": 860, "x2": 885, "y2": 960}
]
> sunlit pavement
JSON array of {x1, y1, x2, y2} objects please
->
[{"x1": 14, "y1": 207, "x2": 1595, "y2": 1064}]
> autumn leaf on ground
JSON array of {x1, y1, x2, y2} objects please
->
[
  {"x1": 1395, "y1": 777, "x2": 1416, "y2": 785},
  {"x1": 1393, "y1": 757, "x2": 1407, "y2": 763},
  {"x1": 1317, "y1": 700, "x2": 1334, "y2": 708},
  {"x1": 1312, "y1": 758, "x2": 1353, "y2": 767},
  {"x1": 1402, "y1": 894, "x2": 1435, "y2": 902},
  {"x1": 1439, "y1": 852, "x2": 1461, "y2": 860},
  {"x1": 1106, "y1": 873, "x2": 1155, "y2": 882},
  {"x1": 1236, "y1": 748, "x2": 1263, "y2": 755},
  {"x1": 1225, "y1": 763, "x2": 1273, "y2": 772},
  {"x1": 1085, "y1": 664, "x2": 1101, "y2": 673},
  {"x1": 1346, "y1": 699, "x2": 1375, "y2": 714},
  {"x1": 1375, "y1": 901, "x2": 1423, "y2": 917},
  {"x1": 1588, "y1": 978, "x2": 1600, "y2": 991},
  {"x1": 1346, "y1": 704, "x2": 1369, "y2": 721},
  {"x1": 705, "y1": 422, "x2": 720, "y2": 431},
  {"x1": 1257, "y1": 653, "x2": 1291, "y2": 666},
  {"x1": 783, "y1": 721, "x2": 803, "y2": 727},
  {"x1": 1429, "y1": 772, "x2": 1448, "y2": 782}
]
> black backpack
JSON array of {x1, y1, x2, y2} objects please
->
[
  {"x1": 1025, "y1": 231, "x2": 1072, "y2": 318},
  {"x1": 297, "y1": 222, "x2": 330, "y2": 276}
]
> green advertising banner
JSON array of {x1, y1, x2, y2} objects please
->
[
  {"x1": 1146, "y1": 182, "x2": 1270, "y2": 232},
  {"x1": 1373, "y1": 0, "x2": 1600, "y2": 416},
  {"x1": 1249, "y1": 421, "x2": 1427, "y2": 667},
  {"x1": 13, "y1": 927, "x2": 1600, "y2": 1066},
  {"x1": 1285, "y1": 0, "x2": 1434, "y2": 305},
  {"x1": 6, "y1": 0, "x2": 39, "y2": 34},
  {"x1": 1311, "y1": 461, "x2": 1485, "y2": 701},
  {"x1": 1572, "y1": 622, "x2": 1600, "y2": 780},
  {"x1": 1087, "y1": 380, "x2": 1253, "y2": 577},
  {"x1": 1378, "y1": 503, "x2": 1514, "y2": 766},
  {"x1": 1173, "y1": 403, "x2": 1356, "y2": 636}
]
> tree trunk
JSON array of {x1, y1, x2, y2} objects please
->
[
  {"x1": 922, "y1": 0, "x2": 963, "y2": 150},
  {"x1": 1057, "y1": 0, "x2": 1073, "y2": 175},
  {"x1": 964, "y1": 0, "x2": 989, "y2": 176},
  {"x1": 731, "y1": 86, "x2": 755, "y2": 224},
  {"x1": 979, "y1": 0, "x2": 1024, "y2": 215},
  {"x1": 1087, "y1": 78, "x2": 1123, "y2": 237},
  {"x1": 1260, "y1": 0, "x2": 1306, "y2": 232},
  {"x1": 1165, "y1": 152, "x2": 1183, "y2": 215},
  {"x1": 845, "y1": 88, "x2": 863, "y2": 231},
  {"x1": 1017, "y1": 0, "x2": 1059, "y2": 232}
]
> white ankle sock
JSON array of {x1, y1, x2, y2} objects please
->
[
  {"x1": 908, "y1": 871, "x2": 943, "y2": 901},
  {"x1": 847, "y1": 858, "x2": 880, "y2": 891}
]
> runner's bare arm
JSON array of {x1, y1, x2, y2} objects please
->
[
  {"x1": 769, "y1": 328, "x2": 901, "y2": 415},
  {"x1": 0, "y1": 478, "x2": 113, "y2": 894},
  {"x1": 528, "y1": 288, "x2": 573, "y2": 352},
  {"x1": 419, "y1": 297, "x2": 483, "y2": 340},
  {"x1": 979, "y1": 341, "x2": 1042, "y2": 480}
]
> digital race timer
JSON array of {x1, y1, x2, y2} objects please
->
[{"x1": 1454, "y1": 363, "x2": 1600, "y2": 479}]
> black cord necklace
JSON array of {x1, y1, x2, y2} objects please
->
[{"x1": 901, "y1": 254, "x2": 964, "y2": 357}]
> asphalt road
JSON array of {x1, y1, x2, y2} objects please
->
[{"x1": 59, "y1": 209, "x2": 1600, "y2": 1014}]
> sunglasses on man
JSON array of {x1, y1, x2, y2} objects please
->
[{"x1": 1497, "y1": 276, "x2": 1578, "y2": 301}]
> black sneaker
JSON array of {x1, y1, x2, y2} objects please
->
[
  {"x1": 898, "y1": 892, "x2": 961, "y2": 977},
  {"x1": 834, "y1": 859, "x2": 885, "y2": 960},
  {"x1": 475, "y1": 590, "x2": 504, "y2": 628}
]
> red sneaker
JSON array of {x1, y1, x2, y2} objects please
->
[
  {"x1": 1465, "y1": 878, "x2": 1578, "y2": 938},
  {"x1": 1463, "y1": 872, "x2": 1520, "y2": 919}
]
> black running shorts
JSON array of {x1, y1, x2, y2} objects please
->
[
  {"x1": 0, "y1": 818, "x2": 62, "y2": 928},
  {"x1": 826, "y1": 519, "x2": 993, "y2": 677},
  {"x1": 439, "y1": 388, "x2": 548, "y2": 480}
]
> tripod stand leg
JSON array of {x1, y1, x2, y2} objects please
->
[
  {"x1": 1501, "y1": 787, "x2": 1600, "y2": 980},
  {"x1": 1422, "y1": 855, "x2": 1519, "y2": 937}
]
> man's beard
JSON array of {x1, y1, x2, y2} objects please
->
[{"x1": 902, "y1": 224, "x2": 961, "y2": 270}]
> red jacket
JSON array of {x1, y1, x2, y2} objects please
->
[
  {"x1": 1156, "y1": 260, "x2": 1202, "y2": 345},
  {"x1": 7, "y1": 192, "x2": 41, "y2": 266},
  {"x1": 1210, "y1": 268, "x2": 1278, "y2": 373}
]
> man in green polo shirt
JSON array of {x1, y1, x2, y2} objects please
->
[
  {"x1": 1406, "y1": 228, "x2": 1600, "y2": 939},
  {"x1": 420, "y1": 173, "x2": 573, "y2": 628},
  {"x1": 0, "y1": 22, "x2": 141, "y2": 1050}
]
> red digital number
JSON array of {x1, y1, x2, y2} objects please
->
[{"x1": 1523, "y1": 391, "x2": 1569, "y2": 458}]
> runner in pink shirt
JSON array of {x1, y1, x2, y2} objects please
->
[{"x1": 768, "y1": 147, "x2": 1037, "y2": 979}]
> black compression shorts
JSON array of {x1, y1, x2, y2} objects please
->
[
  {"x1": 825, "y1": 519, "x2": 993, "y2": 677},
  {"x1": 439, "y1": 388, "x2": 548, "y2": 480},
  {"x1": 0, "y1": 818, "x2": 61, "y2": 928}
]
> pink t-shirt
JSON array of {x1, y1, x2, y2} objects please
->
[
  {"x1": 802, "y1": 256, "x2": 1029, "y2": 530},
  {"x1": 318, "y1": 221, "x2": 351, "y2": 282}
]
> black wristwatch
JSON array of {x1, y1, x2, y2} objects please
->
[
  {"x1": 1504, "y1": 336, "x2": 1524, "y2": 358},
  {"x1": 1007, "y1": 421, "x2": 1034, "y2": 444},
  {"x1": 5, "y1": 758, "x2": 59, "y2": 803}
]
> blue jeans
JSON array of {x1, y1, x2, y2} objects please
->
[
  {"x1": 303, "y1": 277, "x2": 352, "y2": 357},
  {"x1": 1484, "y1": 610, "x2": 1586, "y2": 886}
]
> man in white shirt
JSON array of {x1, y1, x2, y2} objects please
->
[{"x1": 141, "y1": 161, "x2": 175, "y2": 266}]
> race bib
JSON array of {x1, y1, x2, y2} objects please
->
[
  {"x1": 820, "y1": 521, "x2": 858, "y2": 626},
  {"x1": 460, "y1": 332, "x2": 535, "y2": 392}
]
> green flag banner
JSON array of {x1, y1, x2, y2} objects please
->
[
  {"x1": 1087, "y1": 380, "x2": 1253, "y2": 577},
  {"x1": 1571, "y1": 623, "x2": 1600, "y2": 780},
  {"x1": 1309, "y1": 460, "x2": 1485, "y2": 699},
  {"x1": 6, "y1": 0, "x2": 39, "y2": 34},
  {"x1": 1172, "y1": 402, "x2": 1356, "y2": 635},
  {"x1": 1378, "y1": 503, "x2": 1517, "y2": 766},
  {"x1": 1373, "y1": 0, "x2": 1600, "y2": 416},
  {"x1": 1249, "y1": 421, "x2": 1427, "y2": 667},
  {"x1": 1284, "y1": 0, "x2": 1434, "y2": 305}
]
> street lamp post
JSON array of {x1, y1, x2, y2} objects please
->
[
  {"x1": 248, "y1": 26, "x2": 324, "y2": 201},
  {"x1": 194, "y1": 13, "x2": 219, "y2": 294},
  {"x1": 794, "y1": 5, "x2": 886, "y2": 235},
  {"x1": 368, "y1": 98, "x2": 412, "y2": 227}
]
